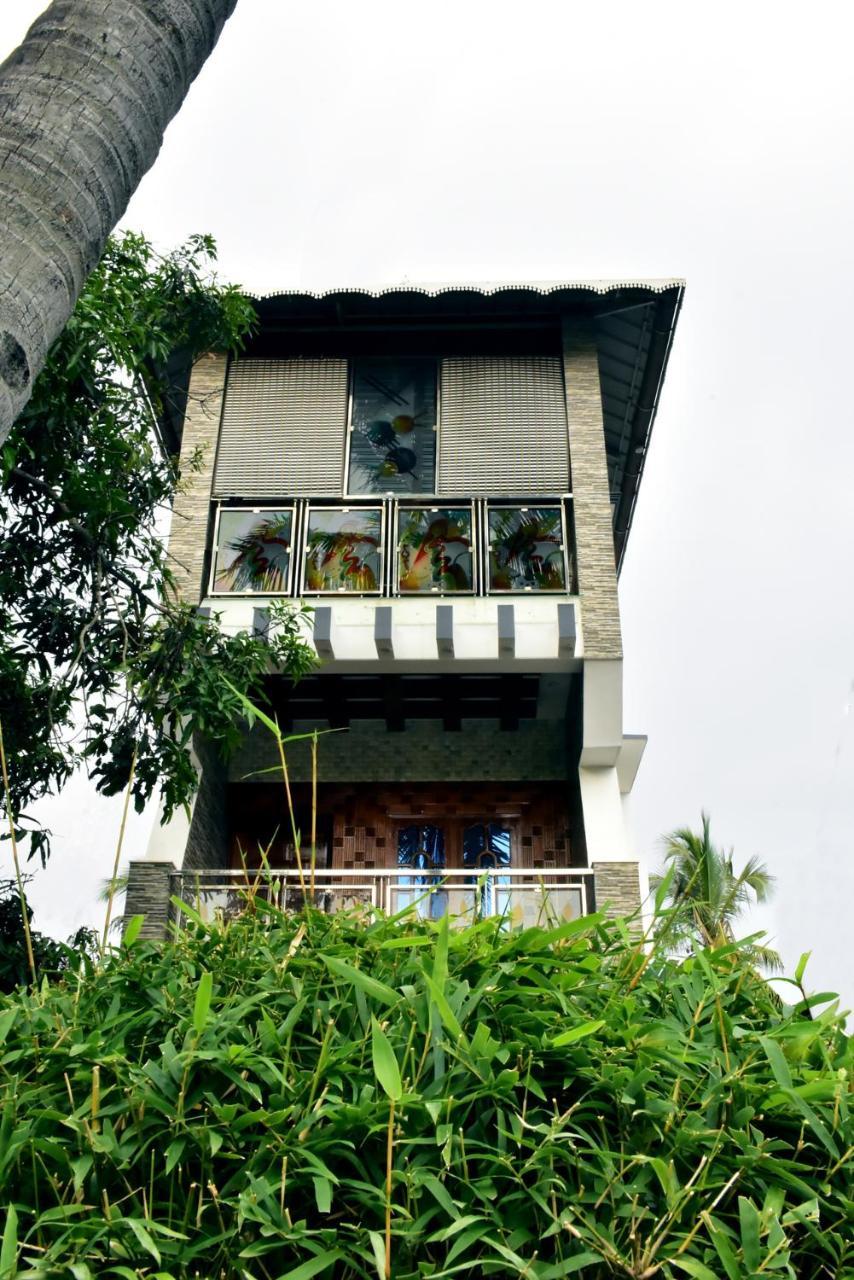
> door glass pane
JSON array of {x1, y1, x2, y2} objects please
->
[
  {"x1": 304, "y1": 507, "x2": 382, "y2": 592},
  {"x1": 463, "y1": 822, "x2": 512, "y2": 917},
  {"x1": 213, "y1": 508, "x2": 293, "y2": 593},
  {"x1": 488, "y1": 507, "x2": 566, "y2": 591},
  {"x1": 397, "y1": 824, "x2": 447, "y2": 919},
  {"x1": 397, "y1": 508, "x2": 474, "y2": 593},
  {"x1": 348, "y1": 360, "x2": 437, "y2": 495}
]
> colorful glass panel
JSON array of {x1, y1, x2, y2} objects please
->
[
  {"x1": 348, "y1": 360, "x2": 437, "y2": 495},
  {"x1": 488, "y1": 507, "x2": 566, "y2": 591},
  {"x1": 304, "y1": 508, "x2": 382, "y2": 593},
  {"x1": 213, "y1": 509, "x2": 293, "y2": 594},
  {"x1": 397, "y1": 508, "x2": 473, "y2": 593}
]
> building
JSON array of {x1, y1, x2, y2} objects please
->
[{"x1": 125, "y1": 280, "x2": 684, "y2": 936}]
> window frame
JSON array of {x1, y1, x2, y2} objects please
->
[
  {"x1": 299, "y1": 500, "x2": 387, "y2": 596},
  {"x1": 208, "y1": 503, "x2": 298, "y2": 597},
  {"x1": 392, "y1": 501, "x2": 477, "y2": 596},
  {"x1": 483, "y1": 499, "x2": 571, "y2": 595}
]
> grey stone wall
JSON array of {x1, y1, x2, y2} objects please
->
[
  {"x1": 167, "y1": 352, "x2": 227, "y2": 604},
  {"x1": 592, "y1": 861, "x2": 641, "y2": 918},
  {"x1": 562, "y1": 323, "x2": 622, "y2": 660},
  {"x1": 123, "y1": 861, "x2": 175, "y2": 940},
  {"x1": 183, "y1": 737, "x2": 229, "y2": 871},
  {"x1": 230, "y1": 717, "x2": 570, "y2": 784}
]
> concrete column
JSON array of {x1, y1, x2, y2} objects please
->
[
  {"x1": 167, "y1": 351, "x2": 228, "y2": 604},
  {"x1": 592, "y1": 861, "x2": 642, "y2": 920},
  {"x1": 124, "y1": 861, "x2": 176, "y2": 940},
  {"x1": 561, "y1": 321, "x2": 621, "y2": 660}
]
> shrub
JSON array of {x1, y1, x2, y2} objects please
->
[{"x1": 0, "y1": 902, "x2": 850, "y2": 1278}]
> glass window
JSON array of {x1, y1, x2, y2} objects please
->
[
  {"x1": 303, "y1": 507, "x2": 383, "y2": 593},
  {"x1": 397, "y1": 507, "x2": 474, "y2": 593},
  {"x1": 463, "y1": 822, "x2": 512, "y2": 917},
  {"x1": 212, "y1": 508, "x2": 293, "y2": 594},
  {"x1": 348, "y1": 359, "x2": 437, "y2": 495},
  {"x1": 398, "y1": 824, "x2": 447, "y2": 919},
  {"x1": 487, "y1": 506, "x2": 566, "y2": 592}
]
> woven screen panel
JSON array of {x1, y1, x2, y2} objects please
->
[
  {"x1": 438, "y1": 357, "x2": 570, "y2": 494},
  {"x1": 213, "y1": 359, "x2": 348, "y2": 497}
]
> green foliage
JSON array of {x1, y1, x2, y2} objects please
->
[
  {"x1": 0, "y1": 904, "x2": 850, "y2": 1278},
  {"x1": 654, "y1": 813, "x2": 781, "y2": 970},
  {"x1": 0, "y1": 231, "x2": 315, "y2": 858},
  {"x1": 0, "y1": 881, "x2": 98, "y2": 993}
]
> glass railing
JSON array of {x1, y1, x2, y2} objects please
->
[
  {"x1": 170, "y1": 867, "x2": 595, "y2": 929},
  {"x1": 209, "y1": 497, "x2": 575, "y2": 598}
]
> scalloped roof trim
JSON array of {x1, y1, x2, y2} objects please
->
[{"x1": 249, "y1": 279, "x2": 685, "y2": 301}]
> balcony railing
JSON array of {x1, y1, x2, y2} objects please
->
[
  {"x1": 209, "y1": 497, "x2": 575, "y2": 599},
  {"x1": 171, "y1": 866, "x2": 595, "y2": 930}
]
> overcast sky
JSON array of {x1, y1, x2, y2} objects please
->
[{"x1": 2, "y1": 0, "x2": 853, "y2": 1009}]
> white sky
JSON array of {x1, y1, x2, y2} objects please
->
[{"x1": 2, "y1": 0, "x2": 853, "y2": 1009}]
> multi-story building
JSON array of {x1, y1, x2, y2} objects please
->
[{"x1": 125, "y1": 280, "x2": 683, "y2": 936}]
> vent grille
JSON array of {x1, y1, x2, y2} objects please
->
[
  {"x1": 213, "y1": 359, "x2": 348, "y2": 496},
  {"x1": 438, "y1": 357, "x2": 569, "y2": 494}
]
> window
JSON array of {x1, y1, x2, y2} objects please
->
[
  {"x1": 397, "y1": 824, "x2": 447, "y2": 919},
  {"x1": 463, "y1": 822, "x2": 512, "y2": 916},
  {"x1": 396, "y1": 506, "x2": 474, "y2": 593},
  {"x1": 303, "y1": 506, "x2": 383, "y2": 593},
  {"x1": 487, "y1": 506, "x2": 567, "y2": 591},
  {"x1": 347, "y1": 359, "x2": 437, "y2": 495},
  {"x1": 211, "y1": 508, "x2": 294, "y2": 594}
]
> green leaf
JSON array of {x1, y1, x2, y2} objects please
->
[
  {"x1": 193, "y1": 970, "x2": 213, "y2": 1035},
  {"x1": 423, "y1": 969, "x2": 465, "y2": 1043},
  {"x1": 705, "y1": 1214, "x2": 743, "y2": 1280},
  {"x1": 371, "y1": 1017, "x2": 402, "y2": 1100},
  {"x1": 122, "y1": 914, "x2": 144, "y2": 947},
  {"x1": 312, "y1": 1175, "x2": 332, "y2": 1213},
  {"x1": 0, "y1": 1204, "x2": 17, "y2": 1277},
  {"x1": 221, "y1": 676, "x2": 281, "y2": 738},
  {"x1": 368, "y1": 1230, "x2": 386, "y2": 1280},
  {"x1": 124, "y1": 1218, "x2": 161, "y2": 1265},
  {"x1": 738, "y1": 1196, "x2": 761, "y2": 1272},
  {"x1": 670, "y1": 1260, "x2": 720, "y2": 1280},
  {"x1": 322, "y1": 955, "x2": 398, "y2": 1007},
  {"x1": 0, "y1": 1010, "x2": 17, "y2": 1049},
  {"x1": 794, "y1": 951, "x2": 811, "y2": 984},
  {"x1": 276, "y1": 1250, "x2": 343, "y2": 1279},
  {"x1": 552, "y1": 1018, "x2": 605, "y2": 1048},
  {"x1": 760, "y1": 1035, "x2": 793, "y2": 1090}
]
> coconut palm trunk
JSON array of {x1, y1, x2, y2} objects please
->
[{"x1": 0, "y1": 0, "x2": 238, "y2": 443}]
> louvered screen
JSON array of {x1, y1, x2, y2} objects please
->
[
  {"x1": 437, "y1": 357, "x2": 569, "y2": 495},
  {"x1": 213, "y1": 359, "x2": 348, "y2": 497}
]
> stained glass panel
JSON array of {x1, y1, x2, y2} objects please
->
[
  {"x1": 304, "y1": 508, "x2": 382, "y2": 593},
  {"x1": 348, "y1": 360, "x2": 437, "y2": 495},
  {"x1": 212, "y1": 508, "x2": 293, "y2": 594},
  {"x1": 397, "y1": 508, "x2": 473, "y2": 593},
  {"x1": 488, "y1": 507, "x2": 566, "y2": 591},
  {"x1": 463, "y1": 822, "x2": 512, "y2": 917}
]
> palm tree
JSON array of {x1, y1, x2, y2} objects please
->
[
  {"x1": 656, "y1": 812, "x2": 780, "y2": 970},
  {"x1": 0, "y1": 0, "x2": 238, "y2": 443}
]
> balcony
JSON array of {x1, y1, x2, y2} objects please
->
[
  {"x1": 170, "y1": 866, "x2": 595, "y2": 930},
  {"x1": 208, "y1": 497, "x2": 575, "y2": 600}
]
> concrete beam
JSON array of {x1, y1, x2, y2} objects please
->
[
  {"x1": 313, "y1": 606, "x2": 334, "y2": 658},
  {"x1": 374, "y1": 606, "x2": 394, "y2": 657},
  {"x1": 497, "y1": 604, "x2": 515, "y2": 656},
  {"x1": 557, "y1": 602, "x2": 576, "y2": 656},
  {"x1": 436, "y1": 605, "x2": 454, "y2": 657}
]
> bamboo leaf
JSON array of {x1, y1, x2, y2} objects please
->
[
  {"x1": 192, "y1": 970, "x2": 213, "y2": 1035},
  {"x1": 0, "y1": 1204, "x2": 17, "y2": 1277},
  {"x1": 371, "y1": 1017, "x2": 402, "y2": 1100},
  {"x1": 760, "y1": 1035, "x2": 793, "y2": 1091},
  {"x1": 122, "y1": 914, "x2": 144, "y2": 947},
  {"x1": 738, "y1": 1197, "x2": 761, "y2": 1273},
  {"x1": 552, "y1": 1019, "x2": 605, "y2": 1048},
  {"x1": 277, "y1": 1249, "x2": 343, "y2": 1279},
  {"x1": 322, "y1": 955, "x2": 398, "y2": 1007}
]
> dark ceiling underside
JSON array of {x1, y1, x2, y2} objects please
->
[{"x1": 266, "y1": 672, "x2": 541, "y2": 732}]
